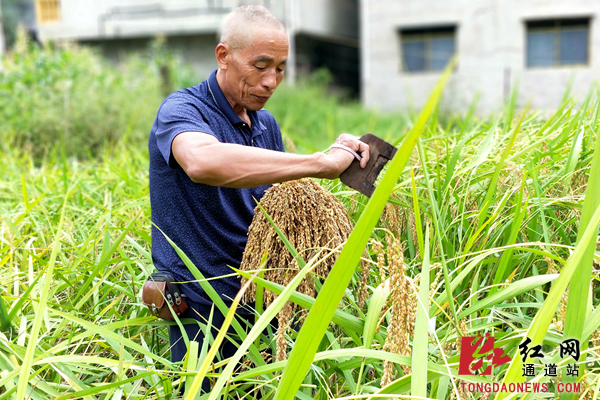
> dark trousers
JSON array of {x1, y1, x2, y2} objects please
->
[{"x1": 169, "y1": 298, "x2": 266, "y2": 395}]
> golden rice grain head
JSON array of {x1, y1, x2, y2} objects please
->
[
  {"x1": 591, "y1": 330, "x2": 600, "y2": 349},
  {"x1": 371, "y1": 239, "x2": 386, "y2": 284},
  {"x1": 356, "y1": 254, "x2": 371, "y2": 310},
  {"x1": 239, "y1": 179, "x2": 355, "y2": 331},
  {"x1": 380, "y1": 197, "x2": 405, "y2": 238},
  {"x1": 381, "y1": 235, "x2": 412, "y2": 384},
  {"x1": 276, "y1": 301, "x2": 295, "y2": 361}
]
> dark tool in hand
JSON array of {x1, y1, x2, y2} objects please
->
[{"x1": 338, "y1": 133, "x2": 398, "y2": 197}]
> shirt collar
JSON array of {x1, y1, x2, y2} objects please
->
[{"x1": 208, "y1": 69, "x2": 246, "y2": 126}]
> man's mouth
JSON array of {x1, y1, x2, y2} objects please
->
[{"x1": 252, "y1": 94, "x2": 270, "y2": 102}]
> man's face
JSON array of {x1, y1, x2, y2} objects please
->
[{"x1": 222, "y1": 27, "x2": 289, "y2": 111}]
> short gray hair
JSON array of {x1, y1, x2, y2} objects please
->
[{"x1": 219, "y1": 5, "x2": 286, "y2": 51}]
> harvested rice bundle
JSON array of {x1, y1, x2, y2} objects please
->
[{"x1": 240, "y1": 178, "x2": 354, "y2": 360}]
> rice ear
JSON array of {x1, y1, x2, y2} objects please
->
[
  {"x1": 381, "y1": 235, "x2": 414, "y2": 385},
  {"x1": 239, "y1": 179, "x2": 354, "y2": 348}
]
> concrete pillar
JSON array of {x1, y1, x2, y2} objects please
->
[
  {"x1": 283, "y1": 0, "x2": 297, "y2": 84},
  {"x1": 359, "y1": 0, "x2": 370, "y2": 107},
  {"x1": 0, "y1": 0, "x2": 5, "y2": 60}
]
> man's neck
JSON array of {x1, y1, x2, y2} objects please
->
[{"x1": 216, "y1": 69, "x2": 252, "y2": 126}]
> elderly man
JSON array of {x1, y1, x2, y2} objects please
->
[{"x1": 148, "y1": 4, "x2": 368, "y2": 391}]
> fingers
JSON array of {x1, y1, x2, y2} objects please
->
[
  {"x1": 357, "y1": 140, "x2": 370, "y2": 168},
  {"x1": 335, "y1": 133, "x2": 370, "y2": 169}
]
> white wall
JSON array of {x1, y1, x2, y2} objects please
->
[
  {"x1": 297, "y1": 0, "x2": 358, "y2": 39},
  {"x1": 36, "y1": 0, "x2": 359, "y2": 85},
  {"x1": 36, "y1": 0, "x2": 236, "y2": 41},
  {"x1": 37, "y1": 0, "x2": 358, "y2": 41},
  {"x1": 361, "y1": 0, "x2": 600, "y2": 114}
]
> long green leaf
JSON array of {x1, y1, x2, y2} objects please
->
[
  {"x1": 236, "y1": 269, "x2": 364, "y2": 333},
  {"x1": 411, "y1": 228, "x2": 430, "y2": 397},
  {"x1": 54, "y1": 371, "x2": 154, "y2": 400},
  {"x1": 476, "y1": 108, "x2": 526, "y2": 228},
  {"x1": 410, "y1": 166, "x2": 425, "y2": 257},
  {"x1": 491, "y1": 173, "x2": 528, "y2": 294},
  {"x1": 496, "y1": 200, "x2": 600, "y2": 398},
  {"x1": 363, "y1": 282, "x2": 390, "y2": 351},
  {"x1": 233, "y1": 348, "x2": 491, "y2": 385},
  {"x1": 50, "y1": 309, "x2": 169, "y2": 366},
  {"x1": 16, "y1": 190, "x2": 70, "y2": 400},
  {"x1": 156, "y1": 225, "x2": 268, "y2": 371},
  {"x1": 204, "y1": 248, "x2": 334, "y2": 400},
  {"x1": 562, "y1": 126, "x2": 584, "y2": 193},
  {"x1": 185, "y1": 341, "x2": 200, "y2": 397},
  {"x1": 273, "y1": 61, "x2": 453, "y2": 400},
  {"x1": 561, "y1": 132, "x2": 600, "y2": 397},
  {"x1": 355, "y1": 280, "x2": 390, "y2": 394},
  {"x1": 458, "y1": 274, "x2": 558, "y2": 319},
  {"x1": 185, "y1": 263, "x2": 263, "y2": 399}
]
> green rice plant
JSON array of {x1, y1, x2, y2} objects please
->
[
  {"x1": 15, "y1": 189, "x2": 69, "y2": 399},
  {"x1": 2, "y1": 46, "x2": 600, "y2": 400},
  {"x1": 185, "y1": 259, "x2": 264, "y2": 397},
  {"x1": 274, "y1": 61, "x2": 454, "y2": 400},
  {"x1": 560, "y1": 124, "x2": 600, "y2": 399},
  {"x1": 411, "y1": 227, "x2": 431, "y2": 397},
  {"x1": 496, "y1": 131, "x2": 600, "y2": 400}
]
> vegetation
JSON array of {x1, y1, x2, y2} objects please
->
[
  {"x1": 240, "y1": 178, "x2": 355, "y2": 363},
  {"x1": 1, "y1": 40, "x2": 600, "y2": 400},
  {"x1": 0, "y1": 32, "x2": 197, "y2": 160}
]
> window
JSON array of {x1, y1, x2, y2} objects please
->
[
  {"x1": 36, "y1": 0, "x2": 61, "y2": 24},
  {"x1": 526, "y1": 18, "x2": 589, "y2": 67},
  {"x1": 400, "y1": 26, "x2": 456, "y2": 73}
]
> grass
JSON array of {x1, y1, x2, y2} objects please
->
[{"x1": 1, "y1": 43, "x2": 600, "y2": 399}]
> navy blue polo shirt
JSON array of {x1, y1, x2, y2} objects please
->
[{"x1": 148, "y1": 70, "x2": 285, "y2": 304}]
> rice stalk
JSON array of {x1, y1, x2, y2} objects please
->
[
  {"x1": 381, "y1": 235, "x2": 414, "y2": 385},
  {"x1": 240, "y1": 178, "x2": 354, "y2": 360}
]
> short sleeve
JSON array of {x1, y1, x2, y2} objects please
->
[
  {"x1": 274, "y1": 122, "x2": 285, "y2": 152},
  {"x1": 154, "y1": 95, "x2": 216, "y2": 168},
  {"x1": 264, "y1": 113, "x2": 285, "y2": 152}
]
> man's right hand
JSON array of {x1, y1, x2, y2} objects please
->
[{"x1": 316, "y1": 134, "x2": 370, "y2": 180}]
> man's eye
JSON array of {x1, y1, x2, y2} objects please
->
[
  {"x1": 255, "y1": 65, "x2": 266, "y2": 70},
  {"x1": 277, "y1": 68, "x2": 284, "y2": 73}
]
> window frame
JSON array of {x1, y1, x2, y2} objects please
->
[
  {"x1": 525, "y1": 17, "x2": 591, "y2": 68},
  {"x1": 399, "y1": 25, "x2": 457, "y2": 74},
  {"x1": 35, "y1": 0, "x2": 61, "y2": 24}
]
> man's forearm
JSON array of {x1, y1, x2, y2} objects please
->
[{"x1": 183, "y1": 142, "x2": 331, "y2": 188}]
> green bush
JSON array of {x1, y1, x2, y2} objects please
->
[
  {"x1": 0, "y1": 34, "x2": 409, "y2": 160},
  {"x1": 0, "y1": 33, "x2": 197, "y2": 159}
]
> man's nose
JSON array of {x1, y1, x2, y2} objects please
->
[{"x1": 262, "y1": 69, "x2": 278, "y2": 91}]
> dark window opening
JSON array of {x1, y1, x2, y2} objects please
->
[
  {"x1": 526, "y1": 18, "x2": 590, "y2": 68},
  {"x1": 295, "y1": 33, "x2": 360, "y2": 98},
  {"x1": 400, "y1": 25, "x2": 456, "y2": 73}
]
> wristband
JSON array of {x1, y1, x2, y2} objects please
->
[{"x1": 330, "y1": 143, "x2": 362, "y2": 161}]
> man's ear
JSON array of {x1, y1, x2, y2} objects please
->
[{"x1": 215, "y1": 43, "x2": 230, "y2": 70}]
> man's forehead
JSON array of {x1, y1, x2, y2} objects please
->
[
  {"x1": 253, "y1": 55, "x2": 287, "y2": 64},
  {"x1": 234, "y1": 26, "x2": 289, "y2": 61}
]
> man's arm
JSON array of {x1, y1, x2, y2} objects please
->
[{"x1": 172, "y1": 132, "x2": 369, "y2": 188}]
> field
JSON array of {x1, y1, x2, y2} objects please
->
[{"x1": 1, "y1": 39, "x2": 600, "y2": 400}]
